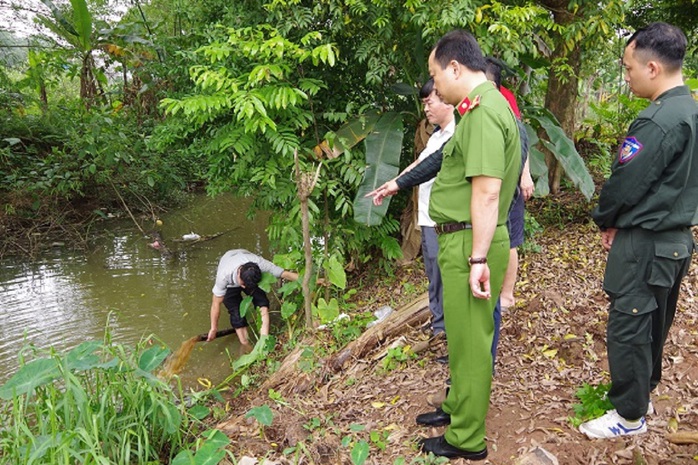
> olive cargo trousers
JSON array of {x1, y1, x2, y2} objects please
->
[{"x1": 604, "y1": 227, "x2": 694, "y2": 420}]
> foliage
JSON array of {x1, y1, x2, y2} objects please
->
[
  {"x1": 0, "y1": 332, "x2": 214, "y2": 464},
  {"x1": 525, "y1": 111, "x2": 595, "y2": 200},
  {"x1": 569, "y1": 382, "x2": 614, "y2": 427},
  {"x1": 380, "y1": 345, "x2": 416, "y2": 372},
  {"x1": 352, "y1": 112, "x2": 404, "y2": 226}
]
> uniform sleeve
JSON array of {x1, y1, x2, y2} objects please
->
[
  {"x1": 463, "y1": 107, "x2": 506, "y2": 180},
  {"x1": 592, "y1": 118, "x2": 668, "y2": 229},
  {"x1": 396, "y1": 143, "x2": 444, "y2": 189}
]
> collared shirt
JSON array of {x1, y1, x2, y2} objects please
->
[
  {"x1": 592, "y1": 86, "x2": 698, "y2": 231},
  {"x1": 429, "y1": 82, "x2": 521, "y2": 226},
  {"x1": 212, "y1": 249, "x2": 284, "y2": 296},
  {"x1": 417, "y1": 120, "x2": 456, "y2": 226}
]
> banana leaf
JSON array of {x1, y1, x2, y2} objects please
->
[
  {"x1": 527, "y1": 112, "x2": 594, "y2": 200},
  {"x1": 353, "y1": 112, "x2": 404, "y2": 226},
  {"x1": 525, "y1": 124, "x2": 550, "y2": 197},
  {"x1": 313, "y1": 110, "x2": 381, "y2": 159}
]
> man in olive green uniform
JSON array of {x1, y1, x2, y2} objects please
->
[
  {"x1": 415, "y1": 30, "x2": 520, "y2": 460},
  {"x1": 581, "y1": 22, "x2": 698, "y2": 439}
]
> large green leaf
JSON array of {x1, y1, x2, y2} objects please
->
[
  {"x1": 0, "y1": 358, "x2": 59, "y2": 400},
  {"x1": 315, "y1": 110, "x2": 381, "y2": 159},
  {"x1": 64, "y1": 340, "x2": 101, "y2": 371},
  {"x1": 324, "y1": 254, "x2": 346, "y2": 289},
  {"x1": 246, "y1": 404, "x2": 274, "y2": 426},
  {"x1": 70, "y1": 0, "x2": 92, "y2": 51},
  {"x1": 171, "y1": 429, "x2": 230, "y2": 465},
  {"x1": 138, "y1": 345, "x2": 171, "y2": 372},
  {"x1": 353, "y1": 112, "x2": 404, "y2": 226},
  {"x1": 528, "y1": 147, "x2": 550, "y2": 197},
  {"x1": 529, "y1": 113, "x2": 594, "y2": 200},
  {"x1": 231, "y1": 335, "x2": 275, "y2": 371}
]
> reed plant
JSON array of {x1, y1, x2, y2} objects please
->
[{"x1": 0, "y1": 332, "x2": 199, "y2": 464}]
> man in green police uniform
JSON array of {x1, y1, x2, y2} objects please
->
[
  {"x1": 580, "y1": 22, "x2": 698, "y2": 439},
  {"x1": 414, "y1": 30, "x2": 520, "y2": 460}
]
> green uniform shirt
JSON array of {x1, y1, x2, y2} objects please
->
[
  {"x1": 592, "y1": 86, "x2": 698, "y2": 230},
  {"x1": 429, "y1": 82, "x2": 521, "y2": 225}
]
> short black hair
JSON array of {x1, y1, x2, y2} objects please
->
[
  {"x1": 627, "y1": 22, "x2": 686, "y2": 72},
  {"x1": 484, "y1": 57, "x2": 502, "y2": 90},
  {"x1": 433, "y1": 29, "x2": 487, "y2": 73},
  {"x1": 239, "y1": 262, "x2": 262, "y2": 290},
  {"x1": 419, "y1": 78, "x2": 435, "y2": 99}
]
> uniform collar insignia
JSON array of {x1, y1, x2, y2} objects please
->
[{"x1": 457, "y1": 95, "x2": 481, "y2": 116}]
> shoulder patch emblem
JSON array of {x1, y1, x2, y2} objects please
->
[
  {"x1": 619, "y1": 136, "x2": 643, "y2": 164},
  {"x1": 457, "y1": 95, "x2": 481, "y2": 116}
]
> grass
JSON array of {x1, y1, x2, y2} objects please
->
[{"x1": 0, "y1": 326, "x2": 227, "y2": 465}]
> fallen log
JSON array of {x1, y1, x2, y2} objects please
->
[
  {"x1": 667, "y1": 431, "x2": 698, "y2": 444},
  {"x1": 326, "y1": 293, "x2": 430, "y2": 372}
]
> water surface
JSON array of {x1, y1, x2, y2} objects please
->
[{"x1": 0, "y1": 193, "x2": 271, "y2": 389}]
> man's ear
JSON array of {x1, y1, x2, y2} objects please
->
[
  {"x1": 450, "y1": 60, "x2": 461, "y2": 78},
  {"x1": 647, "y1": 60, "x2": 661, "y2": 79}
]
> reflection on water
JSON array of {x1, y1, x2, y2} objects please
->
[{"x1": 0, "y1": 193, "x2": 270, "y2": 389}]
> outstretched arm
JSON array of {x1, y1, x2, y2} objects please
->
[{"x1": 207, "y1": 294, "x2": 224, "y2": 341}]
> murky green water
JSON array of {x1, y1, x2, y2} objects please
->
[{"x1": 0, "y1": 193, "x2": 271, "y2": 390}]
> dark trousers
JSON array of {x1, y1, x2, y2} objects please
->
[
  {"x1": 223, "y1": 286, "x2": 270, "y2": 329},
  {"x1": 604, "y1": 227, "x2": 694, "y2": 420}
]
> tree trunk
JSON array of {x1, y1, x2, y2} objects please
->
[{"x1": 540, "y1": 1, "x2": 582, "y2": 194}]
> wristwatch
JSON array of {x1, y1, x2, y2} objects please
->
[{"x1": 468, "y1": 256, "x2": 487, "y2": 265}]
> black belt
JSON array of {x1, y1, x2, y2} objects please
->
[{"x1": 434, "y1": 222, "x2": 472, "y2": 235}]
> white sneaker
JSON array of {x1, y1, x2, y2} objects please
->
[
  {"x1": 647, "y1": 400, "x2": 654, "y2": 416},
  {"x1": 579, "y1": 410, "x2": 647, "y2": 439}
]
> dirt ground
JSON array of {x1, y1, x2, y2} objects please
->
[{"x1": 217, "y1": 222, "x2": 698, "y2": 465}]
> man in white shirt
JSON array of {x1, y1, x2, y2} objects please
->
[
  {"x1": 208, "y1": 249, "x2": 298, "y2": 345},
  {"x1": 394, "y1": 79, "x2": 455, "y2": 336}
]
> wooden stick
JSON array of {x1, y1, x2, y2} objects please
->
[
  {"x1": 667, "y1": 431, "x2": 698, "y2": 444},
  {"x1": 195, "y1": 327, "x2": 236, "y2": 342}
]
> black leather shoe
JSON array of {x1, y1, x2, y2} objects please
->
[
  {"x1": 420, "y1": 435, "x2": 487, "y2": 460},
  {"x1": 435, "y1": 355, "x2": 449, "y2": 364},
  {"x1": 416, "y1": 408, "x2": 450, "y2": 426}
]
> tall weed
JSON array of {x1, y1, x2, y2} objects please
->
[{"x1": 0, "y1": 332, "x2": 201, "y2": 464}]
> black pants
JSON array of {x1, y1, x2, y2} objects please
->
[
  {"x1": 604, "y1": 227, "x2": 694, "y2": 419},
  {"x1": 223, "y1": 286, "x2": 270, "y2": 329}
]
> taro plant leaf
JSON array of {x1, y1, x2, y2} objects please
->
[
  {"x1": 64, "y1": 340, "x2": 101, "y2": 371},
  {"x1": 280, "y1": 301, "x2": 297, "y2": 319},
  {"x1": 258, "y1": 271, "x2": 277, "y2": 293},
  {"x1": 138, "y1": 345, "x2": 171, "y2": 372},
  {"x1": 239, "y1": 295, "x2": 254, "y2": 318},
  {"x1": 324, "y1": 254, "x2": 346, "y2": 289},
  {"x1": 351, "y1": 439, "x2": 370, "y2": 465},
  {"x1": 353, "y1": 112, "x2": 404, "y2": 226},
  {"x1": 246, "y1": 404, "x2": 274, "y2": 427},
  {"x1": 0, "y1": 358, "x2": 59, "y2": 399},
  {"x1": 172, "y1": 429, "x2": 230, "y2": 465},
  {"x1": 532, "y1": 113, "x2": 594, "y2": 200},
  {"x1": 188, "y1": 405, "x2": 211, "y2": 420},
  {"x1": 313, "y1": 297, "x2": 340, "y2": 324},
  {"x1": 157, "y1": 400, "x2": 183, "y2": 435},
  {"x1": 314, "y1": 110, "x2": 381, "y2": 159},
  {"x1": 232, "y1": 335, "x2": 275, "y2": 371}
]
